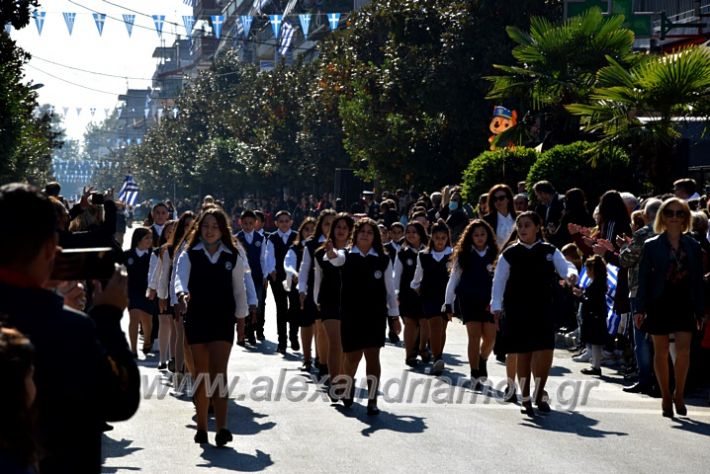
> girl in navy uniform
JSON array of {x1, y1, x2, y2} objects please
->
[
  {"x1": 174, "y1": 208, "x2": 248, "y2": 446},
  {"x1": 298, "y1": 210, "x2": 336, "y2": 375},
  {"x1": 124, "y1": 227, "x2": 155, "y2": 357},
  {"x1": 265, "y1": 211, "x2": 299, "y2": 353},
  {"x1": 313, "y1": 213, "x2": 355, "y2": 388},
  {"x1": 393, "y1": 222, "x2": 428, "y2": 367},
  {"x1": 411, "y1": 219, "x2": 453, "y2": 375},
  {"x1": 444, "y1": 220, "x2": 498, "y2": 387},
  {"x1": 577, "y1": 255, "x2": 608, "y2": 377},
  {"x1": 326, "y1": 218, "x2": 401, "y2": 414},
  {"x1": 152, "y1": 220, "x2": 176, "y2": 370},
  {"x1": 491, "y1": 211, "x2": 578, "y2": 415},
  {"x1": 284, "y1": 217, "x2": 316, "y2": 371}
]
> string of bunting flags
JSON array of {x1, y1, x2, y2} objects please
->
[
  {"x1": 23, "y1": 9, "x2": 343, "y2": 44},
  {"x1": 43, "y1": 105, "x2": 181, "y2": 121}
]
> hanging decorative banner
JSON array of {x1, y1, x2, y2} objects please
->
[
  {"x1": 182, "y1": 15, "x2": 195, "y2": 37},
  {"x1": 76, "y1": 107, "x2": 82, "y2": 116},
  {"x1": 299, "y1": 14, "x2": 311, "y2": 40},
  {"x1": 240, "y1": 16, "x2": 253, "y2": 39},
  {"x1": 182, "y1": 0, "x2": 195, "y2": 6},
  {"x1": 137, "y1": 138, "x2": 142, "y2": 145},
  {"x1": 279, "y1": 21, "x2": 295, "y2": 57},
  {"x1": 90, "y1": 108, "x2": 96, "y2": 117},
  {"x1": 327, "y1": 13, "x2": 341, "y2": 31},
  {"x1": 63, "y1": 12, "x2": 76, "y2": 36},
  {"x1": 126, "y1": 138, "x2": 132, "y2": 145},
  {"x1": 62, "y1": 107, "x2": 69, "y2": 116},
  {"x1": 269, "y1": 15, "x2": 283, "y2": 39},
  {"x1": 33, "y1": 10, "x2": 46, "y2": 35},
  {"x1": 93, "y1": 13, "x2": 106, "y2": 36},
  {"x1": 152, "y1": 15, "x2": 165, "y2": 38},
  {"x1": 123, "y1": 14, "x2": 135, "y2": 37},
  {"x1": 157, "y1": 107, "x2": 164, "y2": 120},
  {"x1": 211, "y1": 15, "x2": 224, "y2": 39}
]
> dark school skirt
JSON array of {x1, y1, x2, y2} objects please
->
[
  {"x1": 128, "y1": 292, "x2": 156, "y2": 314},
  {"x1": 340, "y1": 311, "x2": 387, "y2": 353},
  {"x1": 183, "y1": 312, "x2": 236, "y2": 345}
]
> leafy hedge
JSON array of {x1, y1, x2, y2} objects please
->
[
  {"x1": 526, "y1": 141, "x2": 636, "y2": 206},
  {"x1": 461, "y1": 147, "x2": 539, "y2": 202}
]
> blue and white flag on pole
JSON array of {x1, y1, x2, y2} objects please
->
[
  {"x1": 152, "y1": 15, "x2": 165, "y2": 38},
  {"x1": 118, "y1": 175, "x2": 139, "y2": 206},
  {"x1": 75, "y1": 107, "x2": 82, "y2": 116},
  {"x1": 33, "y1": 10, "x2": 46, "y2": 35},
  {"x1": 123, "y1": 14, "x2": 135, "y2": 37},
  {"x1": 299, "y1": 14, "x2": 311, "y2": 40},
  {"x1": 269, "y1": 15, "x2": 283, "y2": 39},
  {"x1": 93, "y1": 13, "x2": 106, "y2": 36},
  {"x1": 240, "y1": 16, "x2": 253, "y2": 39},
  {"x1": 183, "y1": 0, "x2": 195, "y2": 6},
  {"x1": 327, "y1": 13, "x2": 341, "y2": 31},
  {"x1": 183, "y1": 16, "x2": 195, "y2": 37},
  {"x1": 279, "y1": 21, "x2": 295, "y2": 56},
  {"x1": 578, "y1": 263, "x2": 620, "y2": 335},
  {"x1": 63, "y1": 12, "x2": 76, "y2": 36},
  {"x1": 211, "y1": 15, "x2": 224, "y2": 39}
]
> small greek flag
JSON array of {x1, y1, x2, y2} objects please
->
[
  {"x1": 578, "y1": 263, "x2": 620, "y2": 335},
  {"x1": 279, "y1": 21, "x2": 295, "y2": 56},
  {"x1": 118, "y1": 175, "x2": 139, "y2": 206}
]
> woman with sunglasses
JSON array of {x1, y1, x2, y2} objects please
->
[
  {"x1": 635, "y1": 198, "x2": 705, "y2": 418},
  {"x1": 483, "y1": 184, "x2": 517, "y2": 248}
]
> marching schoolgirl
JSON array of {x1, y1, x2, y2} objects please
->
[
  {"x1": 313, "y1": 213, "x2": 355, "y2": 390},
  {"x1": 151, "y1": 220, "x2": 176, "y2": 370},
  {"x1": 491, "y1": 211, "x2": 578, "y2": 415},
  {"x1": 157, "y1": 211, "x2": 195, "y2": 383},
  {"x1": 284, "y1": 217, "x2": 317, "y2": 371},
  {"x1": 411, "y1": 219, "x2": 453, "y2": 375},
  {"x1": 149, "y1": 202, "x2": 171, "y2": 248},
  {"x1": 326, "y1": 218, "x2": 401, "y2": 414},
  {"x1": 174, "y1": 207, "x2": 249, "y2": 445},
  {"x1": 578, "y1": 255, "x2": 608, "y2": 377},
  {"x1": 235, "y1": 210, "x2": 268, "y2": 346},
  {"x1": 393, "y1": 221, "x2": 428, "y2": 367},
  {"x1": 124, "y1": 227, "x2": 156, "y2": 357},
  {"x1": 298, "y1": 210, "x2": 337, "y2": 375},
  {"x1": 444, "y1": 220, "x2": 499, "y2": 388},
  {"x1": 385, "y1": 222, "x2": 405, "y2": 263}
]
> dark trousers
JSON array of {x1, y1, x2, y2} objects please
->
[
  {"x1": 246, "y1": 283, "x2": 265, "y2": 339},
  {"x1": 271, "y1": 277, "x2": 298, "y2": 347}
]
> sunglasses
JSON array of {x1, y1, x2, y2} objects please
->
[
  {"x1": 492, "y1": 195, "x2": 508, "y2": 202},
  {"x1": 662, "y1": 209, "x2": 687, "y2": 218}
]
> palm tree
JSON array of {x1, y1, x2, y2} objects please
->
[
  {"x1": 567, "y1": 45, "x2": 710, "y2": 192},
  {"x1": 486, "y1": 7, "x2": 637, "y2": 148}
]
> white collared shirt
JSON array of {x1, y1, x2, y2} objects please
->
[
  {"x1": 264, "y1": 229, "x2": 294, "y2": 275},
  {"x1": 410, "y1": 246, "x2": 453, "y2": 290},
  {"x1": 496, "y1": 211, "x2": 515, "y2": 247},
  {"x1": 152, "y1": 223, "x2": 165, "y2": 238},
  {"x1": 173, "y1": 242, "x2": 249, "y2": 318},
  {"x1": 297, "y1": 235, "x2": 326, "y2": 294},
  {"x1": 135, "y1": 248, "x2": 149, "y2": 258}
]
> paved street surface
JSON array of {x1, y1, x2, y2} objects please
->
[{"x1": 102, "y1": 228, "x2": 710, "y2": 473}]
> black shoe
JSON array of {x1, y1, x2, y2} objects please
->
[
  {"x1": 581, "y1": 367, "x2": 601, "y2": 376},
  {"x1": 478, "y1": 358, "x2": 488, "y2": 378},
  {"x1": 277, "y1": 346, "x2": 287, "y2": 355},
  {"x1": 158, "y1": 362, "x2": 168, "y2": 371},
  {"x1": 495, "y1": 353, "x2": 506, "y2": 364},
  {"x1": 536, "y1": 400, "x2": 552, "y2": 414},
  {"x1": 236, "y1": 339, "x2": 246, "y2": 347},
  {"x1": 318, "y1": 364, "x2": 329, "y2": 379},
  {"x1": 367, "y1": 404, "x2": 380, "y2": 416},
  {"x1": 215, "y1": 428, "x2": 233, "y2": 447},
  {"x1": 622, "y1": 382, "x2": 647, "y2": 394},
  {"x1": 662, "y1": 401, "x2": 674, "y2": 418},
  {"x1": 503, "y1": 385, "x2": 517, "y2": 403},
  {"x1": 256, "y1": 331, "x2": 265, "y2": 341},
  {"x1": 194, "y1": 430, "x2": 208, "y2": 444},
  {"x1": 300, "y1": 360, "x2": 312, "y2": 372},
  {"x1": 168, "y1": 358, "x2": 175, "y2": 373},
  {"x1": 247, "y1": 334, "x2": 256, "y2": 345},
  {"x1": 388, "y1": 331, "x2": 400, "y2": 344},
  {"x1": 420, "y1": 349, "x2": 432, "y2": 364},
  {"x1": 405, "y1": 357, "x2": 418, "y2": 368},
  {"x1": 291, "y1": 339, "x2": 300, "y2": 351},
  {"x1": 101, "y1": 422, "x2": 114, "y2": 432},
  {"x1": 520, "y1": 400, "x2": 535, "y2": 416},
  {"x1": 132, "y1": 352, "x2": 138, "y2": 359},
  {"x1": 342, "y1": 385, "x2": 355, "y2": 408},
  {"x1": 674, "y1": 400, "x2": 687, "y2": 417},
  {"x1": 470, "y1": 369, "x2": 481, "y2": 390}
]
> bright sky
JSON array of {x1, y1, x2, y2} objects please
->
[{"x1": 12, "y1": 0, "x2": 194, "y2": 141}]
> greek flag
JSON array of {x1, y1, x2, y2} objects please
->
[
  {"x1": 118, "y1": 175, "x2": 139, "y2": 206},
  {"x1": 279, "y1": 21, "x2": 295, "y2": 56},
  {"x1": 578, "y1": 263, "x2": 621, "y2": 335}
]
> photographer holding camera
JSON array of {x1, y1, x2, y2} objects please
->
[{"x1": 0, "y1": 184, "x2": 140, "y2": 474}]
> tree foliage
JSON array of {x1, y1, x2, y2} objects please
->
[{"x1": 461, "y1": 147, "x2": 539, "y2": 202}]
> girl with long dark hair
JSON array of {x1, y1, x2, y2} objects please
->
[{"x1": 124, "y1": 227, "x2": 155, "y2": 357}]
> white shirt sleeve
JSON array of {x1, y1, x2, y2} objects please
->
[
  {"x1": 174, "y1": 249, "x2": 191, "y2": 297},
  {"x1": 552, "y1": 248, "x2": 578, "y2": 280},
  {"x1": 284, "y1": 249, "x2": 298, "y2": 278},
  {"x1": 313, "y1": 258, "x2": 323, "y2": 306},
  {"x1": 410, "y1": 254, "x2": 424, "y2": 290},
  {"x1": 157, "y1": 250, "x2": 171, "y2": 300},
  {"x1": 147, "y1": 251, "x2": 160, "y2": 291},
  {"x1": 231, "y1": 255, "x2": 249, "y2": 319},
  {"x1": 260, "y1": 238, "x2": 268, "y2": 277},
  {"x1": 490, "y1": 254, "x2": 510, "y2": 312},
  {"x1": 385, "y1": 260, "x2": 399, "y2": 316},
  {"x1": 242, "y1": 258, "x2": 258, "y2": 306},
  {"x1": 297, "y1": 246, "x2": 312, "y2": 294},
  {"x1": 392, "y1": 255, "x2": 403, "y2": 294},
  {"x1": 444, "y1": 260, "x2": 462, "y2": 307},
  {"x1": 327, "y1": 249, "x2": 347, "y2": 267},
  {"x1": 264, "y1": 239, "x2": 276, "y2": 276}
]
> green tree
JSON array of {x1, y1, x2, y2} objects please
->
[
  {"x1": 567, "y1": 46, "x2": 710, "y2": 192},
  {"x1": 461, "y1": 147, "x2": 538, "y2": 202},
  {"x1": 486, "y1": 7, "x2": 636, "y2": 148}
]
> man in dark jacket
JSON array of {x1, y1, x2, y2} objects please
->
[
  {"x1": 533, "y1": 180, "x2": 565, "y2": 240},
  {"x1": 0, "y1": 183, "x2": 140, "y2": 474}
]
